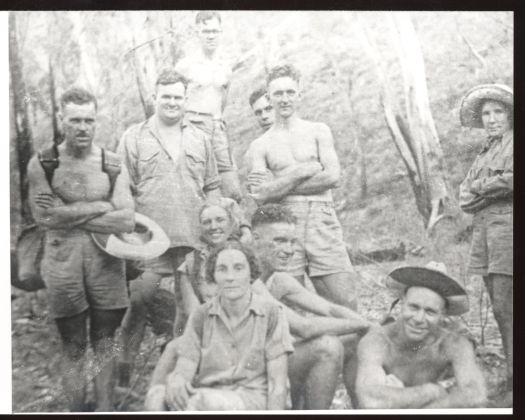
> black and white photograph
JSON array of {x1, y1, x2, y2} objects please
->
[{"x1": 8, "y1": 10, "x2": 513, "y2": 413}]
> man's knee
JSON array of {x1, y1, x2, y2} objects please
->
[
  {"x1": 314, "y1": 335, "x2": 344, "y2": 363},
  {"x1": 62, "y1": 338, "x2": 88, "y2": 362}
]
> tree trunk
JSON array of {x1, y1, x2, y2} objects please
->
[
  {"x1": 358, "y1": 13, "x2": 459, "y2": 233},
  {"x1": 48, "y1": 57, "x2": 62, "y2": 144},
  {"x1": 9, "y1": 13, "x2": 34, "y2": 224}
]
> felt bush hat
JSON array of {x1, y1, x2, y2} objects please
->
[
  {"x1": 386, "y1": 261, "x2": 469, "y2": 316},
  {"x1": 92, "y1": 213, "x2": 170, "y2": 261},
  {"x1": 459, "y1": 84, "x2": 513, "y2": 129}
]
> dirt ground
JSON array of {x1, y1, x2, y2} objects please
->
[{"x1": 11, "y1": 258, "x2": 510, "y2": 413}]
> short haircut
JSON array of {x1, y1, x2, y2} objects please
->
[
  {"x1": 267, "y1": 64, "x2": 301, "y2": 86},
  {"x1": 205, "y1": 239, "x2": 261, "y2": 284},
  {"x1": 155, "y1": 68, "x2": 188, "y2": 90},
  {"x1": 195, "y1": 11, "x2": 221, "y2": 25},
  {"x1": 249, "y1": 87, "x2": 268, "y2": 107},
  {"x1": 60, "y1": 86, "x2": 97, "y2": 111},
  {"x1": 478, "y1": 98, "x2": 514, "y2": 128},
  {"x1": 251, "y1": 204, "x2": 297, "y2": 230}
]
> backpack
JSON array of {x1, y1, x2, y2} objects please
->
[{"x1": 13, "y1": 144, "x2": 121, "y2": 292}]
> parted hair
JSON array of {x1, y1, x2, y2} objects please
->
[
  {"x1": 251, "y1": 204, "x2": 297, "y2": 229},
  {"x1": 60, "y1": 87, "x2": 98, "y2": 111},
  {"x1": 195, "y1": 11, "x2": 221, "y2": 25},
  {"x1": 267, "y1": 64, "x2": 301, "y2": 86},
  {"x1": 155, "y1": 68, "x2": 188, "y2": 89},
  {"x1": 205, "y1": 239, "x2": 261, "y2": 284},
  {"x1": 249, "y1": 87, "x2": 268, "y2": 107}
]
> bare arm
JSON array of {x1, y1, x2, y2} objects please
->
[
  {"x1": 81, "y1": 164, "x2": 135, "y2": 234},
  {"x1": 149, "y1": 338, "x2": 180, "y2": 387},
  {"x1": 179, "y1": 272, "x2": 201, "y2": 316},
  {"x1": 290, "y1": 123, "x2": 341, "y2": 195},
  {"x1": 424, "y1": 335, "x2": 487, "y2": 408},
  {"x1": 248, "y1": 141, "x2": 322, "y2": 204},
  {"x1": 28, "y1": 156, "x2": 113, "y2": 229},
  {"x1": 276, "y1": 273, "x2": 370, "y2": 332},
  {"x1": 355, "y1": 330, "x2": 446, "y2": 409},
  {"x1": 266, "y1": 355, "x2": 288, "y2": 410}
]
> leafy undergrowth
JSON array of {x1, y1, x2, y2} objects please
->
[{"x1": 12, "y1": 256, "x2": 509, "y2": 412}]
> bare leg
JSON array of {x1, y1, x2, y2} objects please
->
[
  {"x1": 484, "y1": 274, "x2": 513, "y2": 390},
  {"x1": 90, "y1": 308, "x2": 126, "y2": 411},
  {"x1": 339, "y1": 334, "x2": 361, "y2": 408},
  {"x1": 288, "y1": 336, "x2": 343, "y2": 409},
  {"x1": 118, "y1": 271, "x2": 162, "y2": 386},
  {"x1": 55, "y1": 310, "x2": 89, "y2": 411},
  {"x1": 170, "y1": 248, "x2": 193, "y2": 338},
  {"x1": 312, "y1": 272, "x2": 358, "y2": 311}
]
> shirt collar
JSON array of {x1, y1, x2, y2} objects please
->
[
  {"x1": 208, "y1": 291, "x2": 265, "y2": 317},
  {"x1": 145, "y1": 114, "x2": 188, "y2": 138}
]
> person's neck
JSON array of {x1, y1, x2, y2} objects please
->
[
  {"x1": 274, "y1": 114, "x2": 299, "y2": 130},
  {"x1": 221, "y1": 290, "x2": 252, "y2": 319},
  {"x1": 200, "y1": 47, "x2": 217, "y2": 61},
  {"x1": 63, "y1": 141, "x2": 94, "y2": 159},
  {"x1": 155, "y1": 113, "x2": 182, "y2": 130}
]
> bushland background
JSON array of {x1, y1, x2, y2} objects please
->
[{"x1": 10, "y1": 10, "x2": 513, "y2": 411}]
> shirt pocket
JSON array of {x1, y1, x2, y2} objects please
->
[{"x1": 138, "y1": 148, "x2": 160, "y2": 181}]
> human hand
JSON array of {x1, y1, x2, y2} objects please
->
[
  {"x1": 437, "y1": 377, "x2": 457, "y2": 390},
  {"x1": 144, "y1": 384, "x2": 168, "y2": 411},
  {"x1": 427, "y1": 382, "x2": 449, "y2": 399},
  {"x1": 165, "y1": 373, "x2": 196, "y2": 411},
  {"x1": 34, "y1": 193, "x2": 64, "y2": 209}
]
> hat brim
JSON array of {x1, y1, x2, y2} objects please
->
[
  {"x1": 460, "y1": 84, "x2": 513, "y2": 129},
  {"x1": 386, "y1": 266, "x2": 469, "y2": 316},
  {"x1": 92, "y1": 213, "x2": 170, "y2": 261}
]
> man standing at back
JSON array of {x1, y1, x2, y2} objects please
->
[
  {"x1": 117, "y1": 69, "x2": 222, "y2": 386},
  {"x1": 247, "y1": 64, "x2": 357, "y2": 310},
  {"x1": 27, "y1": 87, "x2": 135, "y2": 411},
  {"x1": 175, "y1": 11, "x2": 242, "y2": 202}
]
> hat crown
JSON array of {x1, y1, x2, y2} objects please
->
[{"x1": 425, "y1": 261, "x2": 448, "y2": 274}]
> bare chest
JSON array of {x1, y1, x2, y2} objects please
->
[
  {"x1": 187, "y1": 61, "x2": 230, "y2": 89},
  {"x1": 384, "y1": 346, "x2": 450, "y2": 386},
  {"x1": 51, "y1": 158, "x2": 110, "y2": 203},
  {"x1": 265, "y1": 129, "x2": 320, "y2": 173}
]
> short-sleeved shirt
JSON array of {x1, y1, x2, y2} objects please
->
[
  {"x1": 118, "y1": 116, "x2": 221, "y2": 247},
  {"x1": 459, "y1": 130, "x2": 513, "y2": 214},
  {"x1": 176, "y1": 292, "x2": 294, "y2": 409}
]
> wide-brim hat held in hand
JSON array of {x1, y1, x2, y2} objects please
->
[
  {"x1": 386, "y1": 261, "x2": 469, "y2": 316},
  {"x1": 459, "y1": 84, "x2": 513, "y2": 129},
  {"x1": 92, "y1": 213, "x2": 170, "y2": 261}
]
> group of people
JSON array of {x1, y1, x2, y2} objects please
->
[{"x1": 26, "y1": 11, "x2": 512, "y2": 411}]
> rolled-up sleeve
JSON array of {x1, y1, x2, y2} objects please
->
[
  {"x1": 175, "y1": 306, "x2": 206, "y2": 364},
  {"x1": 265, "y1": 305, "x2": 294, "y2": 361}
]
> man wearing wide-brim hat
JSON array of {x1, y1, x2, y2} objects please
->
[
  {"x1": 459, "y1": 84, "x2": 513, "y2": 405},
  {"x1": 354, "y1": 262, "x2": 486, "y2": 409}
]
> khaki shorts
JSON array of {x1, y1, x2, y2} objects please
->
[
  {"x1": 135, "y1": 246, "x2": 194, "y2": 276},
  {"x1": 184, "y1": 112, "x2": 237, "y2": 173},
  {"x1": 40, "y1": 229, "x2": 129, "y2": 319},
  {"x1": 283, "y1": 200, "x2": 353, "y2": 278},
  {"x1": 469, "y1": 202, "x2": 513, "y2": 277}
]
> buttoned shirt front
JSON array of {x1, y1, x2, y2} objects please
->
[
  {"x1": 176, "y1": 291, "x2": 293, "y2": 404},
  {"x1": 459, "y1": 130, "x2": 513, "y2": 214},
  {"x1": 118, "y1": 116, "x2": 221, "y2": 247}
]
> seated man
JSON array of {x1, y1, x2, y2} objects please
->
[
  {"x1": 353, "y1": 262, "x2": 487, "y2": 409},
  {"x1": 144, "y1": 204, "x2": 371, "y2": 411}
]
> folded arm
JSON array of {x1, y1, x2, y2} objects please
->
[
  {"x1": 289, "y1": 123, "x2": 341, "y2": 195},
  {"x1": 356, "y1": 330, "x2": 446, "y2": 409}
]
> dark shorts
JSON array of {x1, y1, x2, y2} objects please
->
[
  {"x1": 184, "y1": 111, "x2": 237, "y2": 173},
  {"x1": 468, "y1": 202, "x2": 513, "y2": 277},
  {"x1": 40, "y1": 229, "x2": 129, "y2": 319}
]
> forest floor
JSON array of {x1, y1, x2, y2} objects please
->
[{"x1": 11, "y1": 256, "x2": 510, "y2": 412}]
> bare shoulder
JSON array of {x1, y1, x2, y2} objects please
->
[
  {"x1": 358, "y1": 325, "x2": 390, "y2": 359},
  {"x1": 441, "y1": 328, "x2": 475, "y2": 358},
  {"x1": 272, "y1": 272, "x2": 302, "y2": 289}
]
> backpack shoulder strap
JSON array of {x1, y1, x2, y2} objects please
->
[
  {"x1": 38, "y1": 144, "x2": 60, "y2": 189},
  {"x1": 101, "y1": 148, "x2": 122, "y2": 195}
]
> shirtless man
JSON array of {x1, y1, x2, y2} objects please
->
[
  {"x1": 246, "y1": 64, "x2": 357, "y2": 310},
  {"x1": 175, "y1": 11, "x2": 242, "y2": 201},
  {"x1": 27, "y1": 87, "x2": 135, "y2": 411},
  {"x1": 354, "y1": 263, "x2": 487, "y2": 409},
  {"x1": 144, "y1": 204, "x2": 371, "y2": 411}
]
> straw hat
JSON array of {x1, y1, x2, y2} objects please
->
[
  {"x1": 92, "y1": 213, "x2": 170, "y2": 260},
  {"x1": 386, "y1": 261, "x2": 469, "y2": 316},
  {"x1": 459, "y1": 84, "x2": 513, "y2": 129}
]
